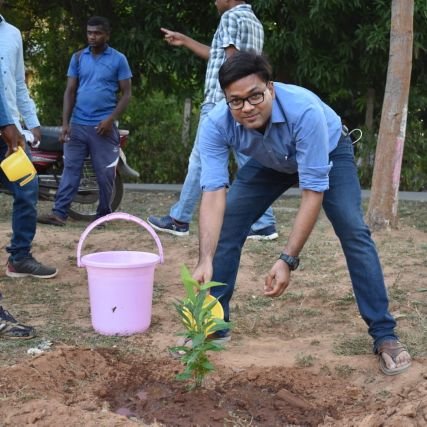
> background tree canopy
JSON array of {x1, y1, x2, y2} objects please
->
[{"x1": 3, "y1": 0, "x2": 427, "y2": 189}]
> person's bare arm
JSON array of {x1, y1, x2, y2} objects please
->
[
  {"x1": 264, "y1": 189, "x2": 323, "y2": 297},
  {"x1": 60, "y1": 76, "x2": 78, "y2": 142},
  {"x1": 96, "y1": 79, "x2": 132, "y2": 135},
  {"x1": 193, "y1": 188, "x2": 227, "y2": 283},
  {"x1": 161, "y1": 27, "x2": 210, "y2": 60}
]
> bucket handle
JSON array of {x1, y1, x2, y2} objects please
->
[{"x1": 76, "y1": 212, "x2": 164, "y2": 268}]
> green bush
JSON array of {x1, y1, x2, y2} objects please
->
[
  {"x1": 356, "y1": 116, "x2": 427, "y2": 191},
  {"x1": 120, "y1": 87, "x2": 200, "y2": 183}
]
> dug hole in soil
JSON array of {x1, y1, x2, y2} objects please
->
[{"x1": 0, "y1": 346, "x2": 426, "y2": 426}]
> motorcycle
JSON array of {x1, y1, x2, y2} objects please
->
[{"x1": 0, "y1": 126, "x2": 140, "y2": 221}]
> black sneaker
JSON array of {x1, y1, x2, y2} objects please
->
[
  {"x1": 6, "y1": 255, "x2": 58, "y2": 279},
  {"x1": 0, "y1": 306, "x2": 36, "y2": 339},
  {"x1": 147, "y1": 215, "x2": 189, "y2": 236},
  {"x1": 37, "y1": 212, "x2": 66, "y2": 226}
]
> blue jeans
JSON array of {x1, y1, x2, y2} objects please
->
[
  {"x1": 170, "y1": 103, "x2": 276, "y2": 231},
  {"x1": 53, "y1": 124, "x2": 120, "y2": 219},
  {"x1": 0, "y1": 140, "x2": 38, "y2": 262},
  {"x1": 210, "y1": 135, "x2": 397, "y2": 350}
]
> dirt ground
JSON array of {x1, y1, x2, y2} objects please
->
[{"x1": 0, "y1": 191, "x2": 426, "y2": 426}]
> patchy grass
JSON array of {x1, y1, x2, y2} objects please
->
[
  {"x1": 295, "y1": 353, "x2": 316, "y2": 367},
  {"x1": 0, "y1": 190, "x2": 426, "y2": 368}
]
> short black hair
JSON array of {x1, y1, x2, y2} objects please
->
[
  {"x1": 87, "y1": 16, "x2": 111, "y2": 33},
  {"x1": 219, "y1": 51, "x2": 272, "y2": 90}
]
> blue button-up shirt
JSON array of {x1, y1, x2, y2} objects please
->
[
  {"x1": 0, "y1": 62, "x2": 14, "y2": 127},
  {"x1": 199, "y1": 82, "x2": 342, "y2": 192},
  {"x1": 0, "y1": 15, "x2": 40, "y2": 132}
]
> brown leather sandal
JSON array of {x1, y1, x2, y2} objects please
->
[{"x1": 377, "y1": 340, "x2": 411, "y2": 375}]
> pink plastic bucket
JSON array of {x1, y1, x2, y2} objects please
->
[{"x1": 77, "y1": 212, "x2": 164, "y2": 336}]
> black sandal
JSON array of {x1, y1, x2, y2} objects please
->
[{"x1": 0, "y1": 306, "x2": 36, "y2": 340}]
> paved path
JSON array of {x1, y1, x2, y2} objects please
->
[{"x1": 125, "y1": 183, "x2": 427, "y2": 202}]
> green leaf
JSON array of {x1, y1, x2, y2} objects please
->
[
  {"x1": 200, "y1": 281, "x2": 225, "y2": 291},
  {"x1": 180, "y1": 265, "x2": 198, "y2": 299}
]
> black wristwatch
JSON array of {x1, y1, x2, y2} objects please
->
[{"x1": 279, "y1": 253, "x2": 300, "y2": 271}]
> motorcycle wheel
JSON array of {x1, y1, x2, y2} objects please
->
[{"x1": 68, "y1": 173, "x2": 124, "y2": 221}]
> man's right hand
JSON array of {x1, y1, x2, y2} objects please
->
[
  {"x1": 193, "y1": 259, "x2": 214, "y2": 285},
  {"x1": 59, "y1": 124, "x2": 70, "y2": 143},
  {"x1": 160, "y1": 27, "x2": 186, "y2": 47},
  {"x1": 1, "y1": 124, "x2": 24, "y2": 157}
]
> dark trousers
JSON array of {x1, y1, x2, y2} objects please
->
[
  {"x1": 210, "y1": 135, "x2": 397, "y2": 350},
  {"x1": 53, "y1": 124, "x2": 119, "y2": 219},
  {"x1": 0, "y1": 139, "x2": 38, "y2": 261}
]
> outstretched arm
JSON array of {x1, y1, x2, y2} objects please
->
[
  {"x1": 161, "y1": 27, "x2": 210, "y2": 60},
  {"x1": 264, "y1": 189, "x2": 323, "y2": 297},
  {"x1": 193, "y1": 188, "x2": 227, "y2": 283}
]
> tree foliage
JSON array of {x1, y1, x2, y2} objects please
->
[{"x1": 3, "y1": 0, "x2": 427, "y2": 189}]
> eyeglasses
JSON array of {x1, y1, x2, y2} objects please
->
[{"x1": 226, "y1": 85, "x2": 269, "y2": 110}]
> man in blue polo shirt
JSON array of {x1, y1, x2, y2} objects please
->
[
  {"x1": 38, "y1": 16, "x2": 132, "y2": 226},
  {"x1": 192, "y1": 51, "x2": 411, "y2": 376}
]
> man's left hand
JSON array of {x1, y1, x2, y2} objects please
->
[
  {"x1": 30, "y1": 126, "x2": 42, "y2": 145},
  {"x1": 95, "y1": 118, "x2": 114, "y2": 135},
  {"x1": 264, "y1": 259, "x2": 291, "y2": 297}
]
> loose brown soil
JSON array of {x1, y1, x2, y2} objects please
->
[{"x1": 0, "y1": 191, "x2": 426, "y2": 426}]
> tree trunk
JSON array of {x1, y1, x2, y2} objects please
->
[
  {"x1": 366, "y1": 0, "x2": 414, "y2": 231},
  {"x1": 181, "y1": 98, "x2": 192, "y2": 148}
]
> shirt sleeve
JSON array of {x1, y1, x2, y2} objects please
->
[
  {"x1": 67, "y1": 53, "x2": 79, "y2": 78},
  {"x1": 217, "y1": 11, "x2": 240, "y2": 50},
  {"x1": 199, "y1": 116, "x2": 231, "y2": 191},
  {"x1": 14, "y1": 30, "x2": 40, "y2": 130},
  {"x1": 295, "y1": 106, "x2": 333, "y2": 192},
  {"x1": 118, "y1": 54, "x2": 133, "y2": 81}
]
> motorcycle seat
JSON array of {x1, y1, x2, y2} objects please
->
[{"x1": 40, "y1": 127, "x2": 63, "y2": 152}]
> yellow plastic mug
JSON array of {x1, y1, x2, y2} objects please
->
[
  {"x1": 184, "y1": 294, "x2": 224, "y2": 335},
  {"x1": 0, "y1": 146, "x2": 37, "y2": 186}
]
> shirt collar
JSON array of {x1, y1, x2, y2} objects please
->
[
  {"x1": 271, "y1": 98, "x2": 286, "y2": 124},
  {"x1": 85, "y1": 44, "x2": 111, "y2": 55},
  {"x1": 0, "y1": 15, "x2": 4, "y2": 24}
]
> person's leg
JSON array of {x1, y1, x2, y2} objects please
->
[
  {"x1": 1, "y1": 140, "x2": 57, "y2": 278},
  {"x1": 169, "y1": 103, "x2": 215, "y2": 223},
  {"x1": 0, "y1": 140, "x2": 37, "y2": 261},
  {"x1": 233, "y1": 150, "x2": 278, "y2": 239},
  {"x1": 148, "y1": 103, "x2": 216, "y2": 236},
  {"x1": 210, "y1": 159, "x2": 298, "y2": 322},
  {"x1": 87, "y1": 125, "x2": 120, "y2": 218},
  {"x1": 52, "y1": 124, "x2": 89, "y2": 219},
  {"x1": 323, "y1": 135, "x2": 397, "y2": 348}
]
